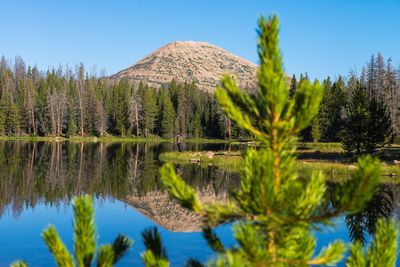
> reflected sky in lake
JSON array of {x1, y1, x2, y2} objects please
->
[
  {"x1": 0, "y1": 198, "x2": 235, "y2": 266},
  {"x1": 0, "y1": 141, "x2": 397, "y2": 266}
]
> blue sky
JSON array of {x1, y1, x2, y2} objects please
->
[{"x1": 1, "y1": 0, "x2": 399, "y2": 80}]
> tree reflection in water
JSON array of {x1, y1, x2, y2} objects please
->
[
  {"x1": 345, "y1": 183, "x2": 395, "y2": 245},
  {"x1": 5, "y1": 140, "x2": 397, "y2": 238},
  {"x1": 0, "y1": 141, "x2": 239, "y2": 231}
]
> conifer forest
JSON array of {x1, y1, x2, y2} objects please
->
[
  {"x1": 0, "y1": 54, "x2": 399, "y2": 142},
  {"x1": 2, "y1": 1, "x2": 400, "y2": 267}
]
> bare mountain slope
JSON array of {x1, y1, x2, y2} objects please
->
[
  {"x1": 114, "y1": 41, "x2": 257, "y2": 92},
  {"x1": 124, "y1": 188, "x2": 228, "y2": 232}
]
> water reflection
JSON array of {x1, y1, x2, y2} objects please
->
[
  {"x1": 0, "y1": 141, "x2": 239, "y2": 231},
  {"x1": 1, "y1": 141, "x2": 399, "y2": 265},
  {"x1": 345, "y1": 183, "x2": 395, "y2": 245}
]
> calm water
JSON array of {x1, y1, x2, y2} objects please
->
[{"x1": 0, "y1": 141, "x2": 397, "y2": 266}]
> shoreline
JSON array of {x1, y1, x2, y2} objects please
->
[{"x1": 0, "y1": 136, "x2": 232, "y2": 143}]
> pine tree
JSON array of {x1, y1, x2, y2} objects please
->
[
  {"x1": 289, "y1": 74, "x2": 297, "y2": 97},
  {"x1": 159, "y1": 89, "x2": 176, "y2": 138},
  {"x1": 76, "y1": 64, "x2": 86, "y2": 136},
  {"x1": 12, "y1": 196, "x2": 133, "y2": 267},
  {"x1": 375, "y1": 52, "x2": 386, "y2": 100},
  {"x1": 367, "y1": 54, "x2": 376, "y2": 99},
  {"x1": 6, "y1": 102, "x2": 20, "y2": 135},
  {"x1": 192, "y1": 110, "x2": 202, "y2": 139},
  {"x1": 175, "y1": 83, "x2": 188, "y2": 135},
  {"x1": 311, "y1": 115, "x2": 322, "y2": 142},
  {"x1": 142, "y1": 88, "x2": 158, "y2": 137},
  {"x1": 128, "y1": 85, "x2": 142, "y2": 137},
  {"x1": 160, "y1": 15, "x2": 397, "y2": 267},
  {"x1": 341, "y1": 82, "x2": 393, "y2": 155},
  {"x1": 385, "y1": 58, "x2": 399, "y2": 135},
  {"x1": 312, "y1": 77, "x2": 331, "y2": 141},
  {"x1": 67, "y1": 76, "x2": 78, "y2": 136},
  {"x1": 115, "y1": 80, "x2": 130, "y2": 136},
  {"x1": 0, "y1": 95, "x2": 7, "y2": 135}
]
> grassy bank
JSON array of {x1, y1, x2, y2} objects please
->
[
  {"x1": 0, "y1": 135, "x2": 232, "y2": 143},
  {"x1": 0, "y1": 136, "x2": 163, "y2": 143},
  {"x1": 159, "y1": 150, "x2": 400, "y2": 180},
  {"x1": 159, "y1": 151, "x2": 242, "y2": 170},
  {"x1": 297, "y1": 142, "x2": 343, "y2": 152}
]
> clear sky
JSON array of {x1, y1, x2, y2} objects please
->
[{"x1": 1, "y1": 0, "x2": 399, "y2": 80}]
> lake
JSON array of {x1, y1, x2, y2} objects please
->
[{"x1": 0, "y1": 141, "x2": 397, "y2": 266}]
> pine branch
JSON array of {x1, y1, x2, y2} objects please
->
[
  {"x1": 73, "y1": 195, "x2": 97, "y2": 267},
  {"x1": 202, "y1": 201, "x2": 243, "y2": 226},
  {"x1": 365, "y1": 219, "x2": 398, "y2": 266},
  {"x1": 307, "y1": 241, "x2": 346, "y2": 266},
  {"x1": 160, "y1": 164, "x2": 202, "y2": 212},
  {"x1": 334, "y1": 155, "x2": 381, "y2": 214},
  {"x1": 96, "y1": 245, "x2": 114, "y2": 267},
  {"x1": 141, "y1": 250, "x2": 169, "y2": 267},
  {"x1": 203, "y1": 227, "x2": 225, "y2": 253},
  {"x1": 111, "y1": 234, "x2": 133, "y2": 264},
  {"x1": 10, "y1": 261, "x2": 28, "y2": 267},
  {"x1": 185, "y1": 258, "x2": 205, "y2": 267},
  {"x1": 42, "y1": 226, "x2": 75, "y2": 267},
  {"x1": 141, "y1": 227, "x2": 168, "y2": 261}
]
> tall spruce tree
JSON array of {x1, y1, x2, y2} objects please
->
[
  {"x1": 289, "y1": 74, "x2": 297, "y2": 97},
  {"x1": 159, "y1": 89, "x2": 176, "y2": 138},
  {"x1": 114, "y1": 80, "x2": 130, "y2": 136},
  {"x1": 341, "y1": 82, "x2": 393, "y2": 155},
  {"x1": 142, "y1": 88, "x2": 158, "y2": 137},
  {"x1": 159, "y1": 15, "x2": 398, "y2": 267}
]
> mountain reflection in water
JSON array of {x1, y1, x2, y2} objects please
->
[
  {"x1": 0, "y1": 141, "x2": 239, "y2": 224},
  {"x1": 0, "y1": 141, "x2": 398, "y2": 266}
]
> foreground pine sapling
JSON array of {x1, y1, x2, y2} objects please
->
[
  {"x1": 11, "y1": 196, "x2": 133, "y2": 267},
  {"x1": 160, "y1": 15, "x2": 398, "y2": 267}
]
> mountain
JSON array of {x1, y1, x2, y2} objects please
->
[
  {"x1": 113, "y1": 41, "x2": 257, "y2": 92},
  {"x1": 125, "y1": 189, "x2": 228, "y2": 232}
]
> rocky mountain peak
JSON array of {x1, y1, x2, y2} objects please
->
[{"x1": 114, "y1": 41, "x2": 257, "y2": 92}]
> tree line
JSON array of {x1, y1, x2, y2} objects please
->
[
  {"x1": 0, "y1": 53, "x2": 399, "y2": 142},
  {"x1": 0, "y1": 56, "x2": 245, "y2": 139},
  {"x1": 294, "y1": 53, "x2": 400, "y2": 145}
]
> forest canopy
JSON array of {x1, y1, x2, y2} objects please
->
[{"x1": 0, "y1": 54, "x2": 399, "y2": 141}]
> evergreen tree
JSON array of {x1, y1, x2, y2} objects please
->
[
  {"x1": 316, "y1": 76, "x2": 347, "y2": 141},
  {"x1": 128, "y1": 85, "x2": 142, "y2": 137},
  {"x1": 0, "y1": 96, "x2": 7, "y2": 135},
  {"x1": 311, "y1": 115, "x2": 322, "y2": 142},
  {"x1": 175, "y1": 83, "x2": 188, "y2": 135},
  {"x1": 142, "y1": 88, "x2": 158, "y2": 137},
  {"x1": 114, "y1": 81, "x2": 130, "y2": 136},
  {"x1": 312, "y1": 77, "x2": 331, "y2": 141},
  {"x1": 12, "y1": 196, "x2": 133, "y2": 267},
  {"x1": 289, "y1": 74, "x2": 297, "y2": 97},
  {"x1": 159, "y1": 89, "x2": 175, "y2": 138},
  {"x1": 385, "y1": 58, "x2": 399, "y2": 135},
  {"x1": 192, "y1": 110, "x2": 202, "y2": 138},
  {"x1": 375, "y1": 52, "x2": 385, "y2": 100},
  {"x1": 67, "y1": 76, "x2": 78, "y2": 136},
  {"x1": 160, "y1": 15, "x2": 397, "y2": 267},
  {"x1": 367, "y1": 54, "x2": 376, "y2": 99},
  {"x1": 5, "y1": 100, "x2": 20, "y2": 135},
  {"x1": 341, "y1": 82, "x2": 393, "y2": 155}
]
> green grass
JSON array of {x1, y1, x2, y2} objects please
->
[
  {"x1": 297, "y1": 142, "x2": 343, "y2": 152},
  {"x1": 159, "y1": 151, "x2": 242, "y2": 170},
  {"x1": 0, "y1": 136, "x2": 68, "y2": 142},
  {"x1": 159, "y1": 150, "x2": 400, "y2": 181},
  {"x1": 297, "y1": 161, "x2": 400, "y2": 182},
  {"x1": 184, "y1": 138, "x2": 232, "y2": 144}
]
